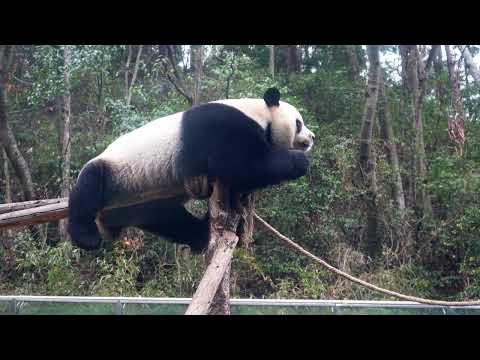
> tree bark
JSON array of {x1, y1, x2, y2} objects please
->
[
  {"x1": 1, "y1": 146, "x2": 14, "y2": 267},
  {"x1": 378, "y1": 70, "x2": 406, "y2": 213},
  {"x1": 433, "y1": 45, "x2": 447, "y2": 108},
  {"x1": 399, "y1": 45, "x2": 409, "y2": 91},
  {"x1": 269, "y1": 45, "x2": 275, "y2": 79},
  {"x1": 185, "y1": 181, "x2": 242, "y2": 315},
  {"x1": 124, "y1": 45, "x2": 132, "y2": 102},
  {"x1": 0, "y1": 45, "x2": 36, "y2": 202},
  {"x1": 0, "y1": 197, "x2": 66, "y2": 215},
  {"x1": 2, "y1": 147, "x2": 12, "y2": 204},
  {"x1": 0, "y1": 201, "x2": 68, "y2": 230},
  {"x1": 126, "y1": 45, "x2": 143, "y2": 107},
  {"x1": 191, "y1": 45, "x2": 203, "y2": 105},
  {"x1": 286, "y1": 45, "x2": 300, "y2": 74},
  {"x1": 401, "y1": 45, "x2": 433, "y2": 219},
  {"x1": 358, "y1": 45, "x2": 381, "y2": 262},
  {"x1": 345, "y1": 45, "x2": 360, "y2": 82},
  {"x1": 59, "y1": 46, "x2": 72, "y2": 242},
  {"x1": 164, "y1": 45, "x2": 193, "y2": 105},
  {"x1": 459, "y1": 45, "x2": 480, "y2": 84},
  {"x1": 445, "y1": 45, "x2": 466, "y2": 157}
]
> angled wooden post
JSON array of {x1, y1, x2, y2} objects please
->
[{"x1": 185, "y1": 180, "x2": 243, "y2": 315}]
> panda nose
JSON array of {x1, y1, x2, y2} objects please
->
[
  {"x1": 300, "y1": 140, "x2": 311, "y2": 148},
  {"x1": 310, "y1": 133, "x2": 315, "y2": 141}
]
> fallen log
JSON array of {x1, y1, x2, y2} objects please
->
[
  {"x1": 0, "y1": 198, "x2": 67, "y2": 215},
  {"x1": 0, "y1": 201, "x2": 68, "y2": 230}
]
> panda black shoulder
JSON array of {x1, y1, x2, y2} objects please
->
[
  {"x1": 177, "y1": 102, "x2": 271, "y2": 179},
  {"x1": 180, "y1": 102, "x2": 269, "y2": 144}
]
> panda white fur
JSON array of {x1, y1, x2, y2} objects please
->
[{"x1": 68, "y1": 88, "x2": 315, "y2": 252}]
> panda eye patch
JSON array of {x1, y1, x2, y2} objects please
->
[{"x1": 296, "y1": 119, "x2": 303, "y2": 134}]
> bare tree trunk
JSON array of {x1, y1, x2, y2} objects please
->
[
  {"x1": 1, "y1": 146, "x2": 14, "y2": 269},
  {"x1": 358, "y1": 45, "x2": 381, "y2": 262},
  {"x1": 59, "y1": 46, "x2": 72, "y2": 242},
  {"x1": 459, "y1": 45, "x2": 480, "y2": 84},
  {"x1": 378, "y1": 69, "x2": 412, "y2": 255},
  {"x1": 399, "y1": 45, "x2": 409, "y2": 91},
  {"x1": 345, "y1": 45, "x2": 360, "y2": 82},
  {"x1": 192, "y1": 45, "x2": 203, "y2": 105},
  {"x1": 433, "y1": 46, "x2": 447, "y2": 107},
  {"x1": 378, "y1": 70, "x2": 406, "y2": 213},
  {"x1": 189, "y1": 45, "x2": 196, "y2": 73},
  {"x1": 286, "y1": 45, "x2": 300, "y2": 74},
  {"x1": 124, "y1": 45, "x2": 132, "y2": 102},
  {"x1": 163, "y1": 45, "x2": 193, "y2": 105},
  {"x1": 2, "y1": 147, "x2": 12, "y2": 204},
  {"x1": 0, "y1": 45, "x2": 36, "y2": 202},
  {"x1": 126, "y1": 45, "x2": 143, "y2": 107},
  {"x1": 401, "y1": 45, "x2": 433, "y2": 220},
  {"x1": 269, "y1": 45, "x2": 275, "y2": 79},
  {"x1": 445, "y1": 45, "x2": 466, "y2": 157}
]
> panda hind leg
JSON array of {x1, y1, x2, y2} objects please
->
[{"x1": 137, "y1": 204, "x2": 210, "y2": 254}]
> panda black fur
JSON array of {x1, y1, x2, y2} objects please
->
[{"x1": 68, "y1": 88, "x2": 315, "y2": 252}]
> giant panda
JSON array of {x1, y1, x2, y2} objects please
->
[{"x1": 68, "y1": 88, "x2": 315, "y2": 253}]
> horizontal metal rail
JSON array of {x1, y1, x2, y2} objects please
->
[{"x1": 2, "y1": 296, "x2": 480, "y2": 310}]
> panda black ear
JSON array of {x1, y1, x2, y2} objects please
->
[{"x1": 264, "y1": 88, "x2": 281, "y2": 107}]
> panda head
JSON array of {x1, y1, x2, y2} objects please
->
[{"x1": 263, "y1": 88, "x2": 315, "y2": 152}]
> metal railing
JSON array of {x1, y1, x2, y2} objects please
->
[{"x1": 2, "y1": 296, "x2": 480, "y2": 315}]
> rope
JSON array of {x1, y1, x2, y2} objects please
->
[{"x1": 253, "y1": 212, "x2": 480, "y2": 307}]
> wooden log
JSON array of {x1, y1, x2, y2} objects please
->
[
  {"x1": 185, "y1": 181, "x2": 242, "y2": 315},
  {"x1": 0, "y1": 202, "x2": 69, "y2": 230},
  {"x1": 0, "y1": 198, "x2": 67, "y2": 215},
  {"x1": 0, "y1": 189, "x2": 186, "y2": 231}
]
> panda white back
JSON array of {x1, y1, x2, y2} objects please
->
[{"x1": 94, "y1": 111, "x2": 185, "y2": 206}]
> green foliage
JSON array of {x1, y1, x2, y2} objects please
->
[{"x1": 2, "y1": 45, "x2": 480, "y2": 303}]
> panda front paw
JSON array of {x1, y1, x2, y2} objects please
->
[{"x1": 289, "y1": 150, "x2": 310, "y2": 179}]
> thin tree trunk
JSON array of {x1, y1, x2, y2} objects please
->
[
  {"x1": 358, "y1": 45, "x2": 381, "y2": 262},
  {"x1": 401, "y1": 45, "x2": 433, "y2": 220},
  {"x1": 190, "y1": 45, "x2": 196, "y2": 73},
  {"x1": 459, "y1": 45, "x2": 480, "y2": 84},
  {"x1": 59, "y1": 46, "x2": 72, "y2": 242},
  {"x1": 378, "y1": 69, "x2": 412, "y2": 255},
  {"x1": 192, "y1": 45, "x2": 203, "y2": 105},
  {"x1": 124, "y1": 45, "x2": 132, "y2": 102},
  {"x1": 126, "y1": 45, "x2": 143, "y2": 107},
  {"x1": 399, "y1": 45, "x2": 409, "y2": 91},
  {"x1": 269, "y1": 45, "x2": 275, "y2": 79},
  {"x1": 2, "y1": 147, "x2": 12, "y2": 204},
  {"x1": 445, "y1": 45, "x2": 466, "y2": 157},
  {"x1": 163, "y1": 46, "x2": 193, "y2": 105},
  {"x1": 433, "y1": 45, "x2": 447, "y2": 107},
  {"x1": 0, "y1": 45, "x2": 36, "y2": 202},
  {"x1": 1, "y1": 146, "x2": 14, "y2": 268},
  {"x1": 345, "y1": 45, "x2": 360, "y2": 82},
  {"x1": 378, "y1": 70, "x2": 406, "y2": 213},
  {"x1": 286, "y1": 45, "x2": 300, "y2": 74}
]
